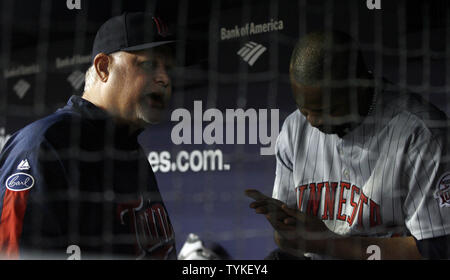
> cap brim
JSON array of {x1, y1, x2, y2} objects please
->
[{"x1": 121, "y1": 40, "x2": 175, "y2": 52}]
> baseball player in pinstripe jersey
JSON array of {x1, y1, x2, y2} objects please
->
[{"x1": 246, "y1": 31, "x2": 450, "y2": 259}]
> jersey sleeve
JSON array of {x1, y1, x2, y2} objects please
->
[
  {"x1": 402, "y1": 126, "x2": 450, "y2": 241},
  {"x1": 272, "y1": 117, "x2": 297, "y2": 207},
  {"x1": 0, "y1": 136, "x2": 66, "y2": 259},
  {"x1": 0, "y1": 139, "x2": 42, "y2": 258}
]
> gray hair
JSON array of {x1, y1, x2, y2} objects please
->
[
  {"x1": 83, "y1": 64, "x2": 97, "y2": 92},
  {"x1": 83, "y1": 52, "x2": 121, "y2": 92}
]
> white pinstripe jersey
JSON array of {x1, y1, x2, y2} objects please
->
[{"x1": 273, "y1": 86, "x2": 450, "y2": 244}]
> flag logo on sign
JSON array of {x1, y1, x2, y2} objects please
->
[
  {"x1": 67, "y1": 70, "x2": 85, "y2": 91},
  {"x1": 237, "y1": 41, "x2": 267, "y2": 67}
]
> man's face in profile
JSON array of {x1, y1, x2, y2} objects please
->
[
  {"x1": 107, "y1": 46, "x2": 174, "y2": 126},
  {"x1": 290, "y1": 76, "x2": 358, "y2": 136}
]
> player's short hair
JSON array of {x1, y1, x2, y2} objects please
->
[{"x1": 289, "y1": 30, "x2": 368, "y2": 88}]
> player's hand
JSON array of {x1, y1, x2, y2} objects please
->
[
  {"x1": 278, "y1": 204, "x2": 336, "y2": 240},
  {"x1": 245, "y1": 189, "x2": 293, "y2": 232},
  {"x1": 245, "y1": 189, "x2": 336, "y2": 241}
]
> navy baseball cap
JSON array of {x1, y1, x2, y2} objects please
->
[{"x1": 91, "y1": 12, "x2": 175, "y2": 62}]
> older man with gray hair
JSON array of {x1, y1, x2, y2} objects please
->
[{"x1": 0, "y1": 12, "x2": 177, "y2": 259}]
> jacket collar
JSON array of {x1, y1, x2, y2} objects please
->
[{"x1": 62, "y1": 95, "x2": 144, "y2": 150}]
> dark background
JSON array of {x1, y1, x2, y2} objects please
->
[{"x1": 1, "y1": 0, "x2": 449, "y2": 259}]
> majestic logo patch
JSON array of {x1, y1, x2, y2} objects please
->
[
  {"x1": 17, "y1": 159, "x2": 30, "y2": 171},
  {"x1": 435, "y1": 172, "x2": 450, "y2": 208},
  {"x1": 6, "y1": 172, "x2": 34, "y2": 191}
]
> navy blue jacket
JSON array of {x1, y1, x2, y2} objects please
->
[{"x1": 0, "y1": 95, "x2": 176, "y2": 259}]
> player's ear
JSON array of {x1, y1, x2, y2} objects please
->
[{"x1": 93, "y1": 53, "x2": 110, "y2": 83}]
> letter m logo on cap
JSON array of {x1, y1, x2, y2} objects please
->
[{"x1": 152, "y1": 17, "x2": 170, "y2": 37}]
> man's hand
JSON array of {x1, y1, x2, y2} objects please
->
[
  {"x1": 245, "y1": 189, "x2": 337, "y2": 254},
  {"x1": 245, "y1": 189, "x2": 424, "y2": 259},
  {"x1": 245, "y1": 189, "x2": 293, "y2": 232},
  {"x1": 278, "y1": 203, "x2": 337, "y2": 240}
]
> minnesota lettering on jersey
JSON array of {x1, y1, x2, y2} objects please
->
[{"x1": 296, "y1": 181, "x2": 382, "y2": 228}]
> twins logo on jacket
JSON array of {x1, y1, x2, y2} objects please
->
[{"x1": 117, "y1": 195, "x2": 175, "y2": 259}]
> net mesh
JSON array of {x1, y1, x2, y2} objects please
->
[{"x1": 0, "y1": 0, "x2": 449, "y2": 260}]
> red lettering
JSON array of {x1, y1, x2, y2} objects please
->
[
  {"x1": 347, "y1": 185, "x2": 360, "y2": 226},
  {"x1": 441, "y1": 191, "x2": 450, "y2": 203},
  {"x1": 337, "y1": 182, "x2": 350, "y2": 221},
  {"x1": 369, "y1": 199, "x2": 382, "y2": 227},
  {"x1": 357, "y1": 191, "x2": 369, "y2": 228},
  {"x1": 151, "y1": 204, "x2": 174, "y2": 240},
  {"x1": 306, "y1": 183, "x2": 324, "y2": 216},
  {"x1": 296, "y1": 184, "x2": 308, "y2": 210},
  {"x1": 161, "y1": 207, "x2": 173, "y2": 238},
  {"x1": 321, "y1": 182, "x2": 338, "y2": 220},
  {"x1": 145, "y1": 209, "x2": 158, "y2": 238}
]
